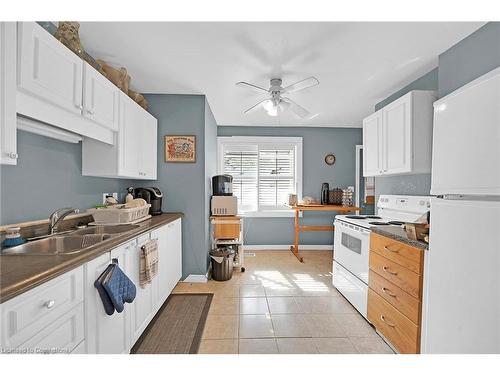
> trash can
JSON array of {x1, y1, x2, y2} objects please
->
[{"x1": 210, "y1": 247, "x2": 235, "y2": 281}]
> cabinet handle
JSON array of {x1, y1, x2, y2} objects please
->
[
  {"x1": 381, "y1": 287, "x2": 397, "y2": 297},
  {"x1": 384, "y1": 245, "x2": 399, "y2": 253},
  {"x1": 74, "y1": 104, "x2": 83, "y2": 110},
  {"x1": 7, "y1": 152, "x2": 18, "y2": 159},
  {"x1": 86, "y1": 108, "x2": 95, "y2": 115},
  {"x1": 380, "y1": 315, "x2": 396, "y2": 327},
  {"x1": 382, "y1": 266, "x2": 398, "y2": 275},
  {"x1": 44, "y1": 300, "x2": 56, "y2": 309}
]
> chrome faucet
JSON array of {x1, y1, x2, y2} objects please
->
[{"x1": 48, "y1": 208, "x2": 79, "y2": 235}]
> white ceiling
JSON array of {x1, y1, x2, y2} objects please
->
[{"x1": 79, "y1": 22, "x2": 484, "y2": 128}]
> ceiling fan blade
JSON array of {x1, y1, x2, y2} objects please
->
[
  {"x1": 281, "y1": 97, "x2": 311, "y2": 119},
  {"x1": 236, "y1": 81, "x2": 269, "y2": 93},
  {"x1": 243, "y1": 99, "x2": 272, "y2": 114},
  {"x1": 282, "y1": 76, "x2": 319, "y2": 93}
]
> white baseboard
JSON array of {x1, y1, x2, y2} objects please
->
[
  {"x1": 182, "y1": 274, "x2": 208, "y2": 283},
  {"x1": 243, "y1": 244, "x2": 333, "y2": 251}
]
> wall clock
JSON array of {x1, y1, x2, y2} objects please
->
[{"x1": 325, "y1": 153, "x2": 336, "y2": 165}]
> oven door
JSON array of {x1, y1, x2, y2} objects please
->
[{"x1": 333, "y1": 219, "x2": 370, "y2": 284}]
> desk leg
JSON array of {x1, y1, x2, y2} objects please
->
[{"x1": 290, "y1": 209, "x2": 304, "y2": 262}]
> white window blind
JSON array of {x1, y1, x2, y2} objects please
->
[{"x1": 218, "y1": 137, "x2": 303, "y2": 216}]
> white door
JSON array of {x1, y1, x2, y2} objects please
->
[
  {"x1": 128, "y1": 233, "x2": 155, "y2": 343},
  {"x1": 140, "y1": 113, "x2": 158, "y2": 179},
  {"x1": 421, "y1": 197, "x2": 500, "y2": 353},
  {"x1": 383, "y1": 93, "x2": 412, "y2": 174},
  {"x1": 118, "y1": 93, "x2": 141, "y2": 178},
  {"x1": 83, "y1": 62, "x2": 119, "y2": 131},
  {"x1": 362, "y1": 111, "x2": 382, "y2": 176},
  {"x1": 85, "y1": 243, "x2": 132, "y2": 354},
  {"x1": 431, "y1": 67, "x2": 500, "y2": 196},
  {"x1": 17, "y1": 22, "x2": 83, "y2": 115},
  {"x1": 0, "y1": 22, "x2": 17, "y2": 165}
]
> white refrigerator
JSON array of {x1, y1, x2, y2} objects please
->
[{"x1": 421, "y1": 66, "x2": 500, "y2": 353}]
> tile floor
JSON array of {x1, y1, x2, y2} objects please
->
[{"x1": 172, "y1": 250, "x2": 394, "y2": 354}]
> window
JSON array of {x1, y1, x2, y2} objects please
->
[{"x1": 217, "y1": 136, "x2": 303, "y2": 217}]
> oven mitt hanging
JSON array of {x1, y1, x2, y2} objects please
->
[
  {"x1": 94, "y1": 264, "x2": 117, "y2": 316},
  {"x1": 102, "y1": 261, "x2": 137, "y2": 313}
]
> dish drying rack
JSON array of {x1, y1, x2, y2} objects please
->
[{"x1": 88, "y1": 204, "x2": 151, "y2": 225}]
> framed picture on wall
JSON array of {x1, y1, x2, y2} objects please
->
[{"x1": 165, "y1": 135, "x2": 196, "y2": 163}]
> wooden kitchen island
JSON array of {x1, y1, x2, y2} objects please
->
[{"x1": 289, "y1": 205, "x2": 359, "y2": 262}]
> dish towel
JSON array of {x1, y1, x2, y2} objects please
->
[{"x1": 140, "y1": 239, "x2": 159, "y2": 287}]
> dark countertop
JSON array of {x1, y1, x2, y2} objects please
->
[
  {"x1": 371, "y1": 225, "x2": 429, "y2": 250},
  {"x1": 0, "y1": 213, "x2": 183, "y2": 303}
]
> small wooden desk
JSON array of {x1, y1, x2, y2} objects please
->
[{"x1": 289, "y1": 205, "x2": 359, "y2": 262}]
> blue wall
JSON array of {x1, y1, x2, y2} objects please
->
[
  {"x1": 0, "y1": 131, "x2": 134, "y2": 225},
  {"x1": 217, "y1": 126, "x2": 362, "y2": 245},
  {"x1": 143, "y1": 94, "x2": 216, "y2": 279},
  {"x1": 439, "y1": 22, "x2": 500, "y2": 98}
]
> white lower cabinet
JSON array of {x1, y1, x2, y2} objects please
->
[
  {"x1": 151, "y1": 219, "x2": 182, "y2": 307},
  {"x1": 84, "y1": 240, "x2": 134, "y2": 354},
  {"x1": 0, "y1": 220, "x2": 183, "y2": 354}
]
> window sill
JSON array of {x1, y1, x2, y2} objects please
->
[{"x1": 239, "y1": 211, "x2": 301, "y2": 218}]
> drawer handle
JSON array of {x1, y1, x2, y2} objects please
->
[
  {"x1": 44, "y1": 300, "x2": 56, "y2": 309},
  {"x1": 381, "y1": 287, "x2": 397, "y2": 297},
  {"x1": 383, "y1": 266, "x2": 398, "y2": 276},
  {"x1": 380, "y1": 315, "x2": 396, "y2": 327},
  {"x1": 384, "y1": 245, "x2": 399, "y2": 253}
]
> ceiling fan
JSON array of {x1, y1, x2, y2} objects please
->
[{"x1": 236, "y1": 76, "x2": 320, "y2": 119}]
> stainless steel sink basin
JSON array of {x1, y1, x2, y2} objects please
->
[
  {"x1": 72, "y1": 224, "x2": 140, "y2": 235},
  {"x1": 1, "y1": 234, "x2": 112, "y2": 255}
]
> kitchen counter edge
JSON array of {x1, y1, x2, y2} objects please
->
[
  {"x1": 371, "y1": 226, "x2": 429, "y2": 250},
  {"x1": 0, "y1": 213, "x2": 183, "y2": 303}
]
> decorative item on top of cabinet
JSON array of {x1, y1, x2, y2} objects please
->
[
  {"x1": 367, "y1": 231, "x2": 424, "y2": 353},
  {"x1": 363, "y1": 90, "x2": 436, "y2": 177},
  {"x1": 0, "y1": 22, "x2": 17, "y2": 165},
  {"x1": 96, "y1": 59, "x2": 130, "y2": 94},
  {"x1": 54, "y1": 22, "x2": 84, "y2": 56}
]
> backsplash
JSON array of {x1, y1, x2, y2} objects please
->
[{"x1": 0, "y1": 131, "x2": 135, "y2": 226}]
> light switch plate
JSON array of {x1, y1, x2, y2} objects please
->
[{"x1": 102, "y1": 192, "x2": 118, "y2": 204}]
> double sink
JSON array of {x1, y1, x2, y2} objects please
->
[{"x1": 1, "y1": 224, "x2": 140, "y2": 256}]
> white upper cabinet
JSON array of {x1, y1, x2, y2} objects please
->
[
  {"x1": 17, "y1": 22, "x2": 83, "y2": 116},
  {"x1": 16, "y1": 22, "x2": 114, "y2": 144},
  {"x1": 363, "y1": 90, "x2": 435, "y2": 177},
  {"x1": 83, "y1": 62, "x2": 119, "y2": 131},
  {"x1": 0, "y1": 22, "x2": 17, "y2": 165},
  {"x1": 362, "y1": 111, "x2": 382, "y2": 176},
  {"x1": 383, "y1": 93, "x2": 412, "y2": 174},
  {"x1": 82, "y1": 91, "x2": 158, "y2": 180}
]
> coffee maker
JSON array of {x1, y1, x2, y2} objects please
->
[{"x1": 134, "y1": 187, "x2": 163, "y2": 216}]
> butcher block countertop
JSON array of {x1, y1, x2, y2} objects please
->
[
  {"x1": 370, "y1": 225, "x2": 429, "y2": 250},
  {"x1": 0, "y1": 213, "x2": 183, "y2": 303}
]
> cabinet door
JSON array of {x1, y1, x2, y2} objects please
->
[
  {"x1": 17, "y1": 22, "x2": 83, "y2": 115},
  {"x1": 83, "y1": 62, "x2": 119, "y2": 131},
  {"x1": 85, "y1": 243, "x2": 132, "y2": 354},
  {"x1": 140, "y1": 113, "x2": 158, "y2": 179},
  {"x1": 383, "y1": 94, "x2": 412, "y2": 174},
  {"x1": 0, "y1": 22, "x2": 17, "y2": 165},
  {"x1": 362, "y1": 111, "x2": 383, "y2": 176},
  {"x1": 151, "y1": 219, "x2": 182, "y2": 307},
  {"x1": 118, "y1": 94, "x2": 141, "y2": 178},
  {"x1": 128, "y1": 233, "x2": 155, "y2": 344}
]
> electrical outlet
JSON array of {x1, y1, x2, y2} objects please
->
[{"x1": 102, "y1": 192, "x2": 118, "y2": 204}]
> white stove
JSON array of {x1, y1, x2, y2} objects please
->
[{"x1": 332, "y1": 195, "x2": 430, "y2": 318}]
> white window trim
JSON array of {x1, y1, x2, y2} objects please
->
[{"x1": 217, "y1": 136, "x2": 303, "y2": 218}]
